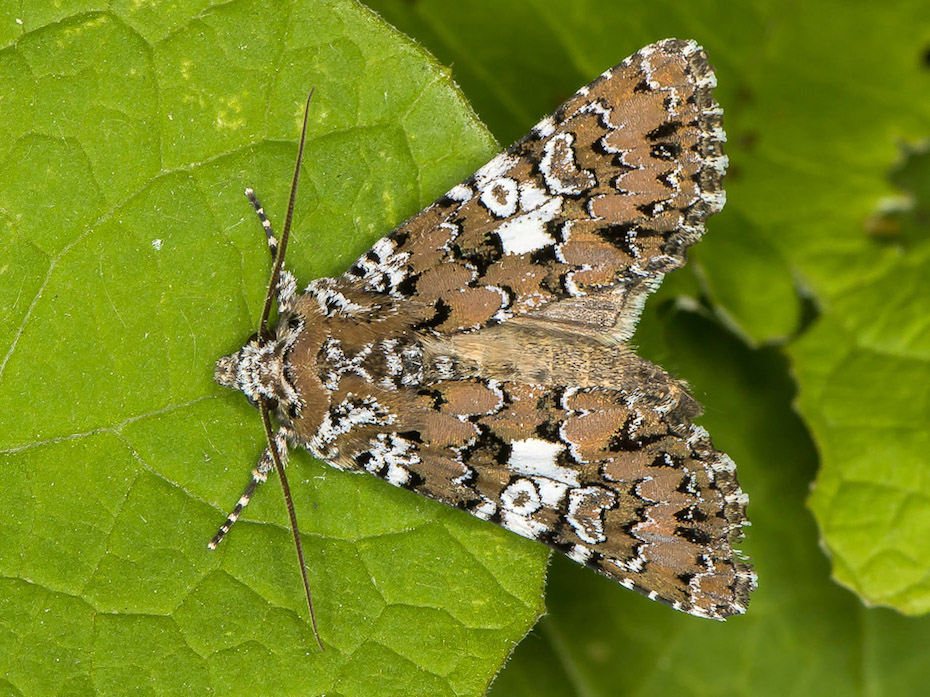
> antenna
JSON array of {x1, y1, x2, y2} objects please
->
[
  {"x1": 260, "y1": 403, "x2": 324, "y2": 650},
  {"x1": 259, "y1": 88, "x2": 314, "y2": 339},
  {"x1": 261, "y1": 90, "x2": 324, "y2": 650}
]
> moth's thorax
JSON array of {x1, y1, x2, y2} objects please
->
[{"x1": 284, "y1": 296, "x2": 341, "y2": 444}]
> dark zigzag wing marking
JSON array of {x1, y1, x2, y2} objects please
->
[
  {"x1": 309, "y1": 373, "x2": 753, "y2": 620},
  {"x1": 337, "y1": 39, "x2": 726, "y2": 338}
]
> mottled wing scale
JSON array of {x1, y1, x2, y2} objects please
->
[
  {"x1": 419, "y1": 377, "x2": 747, "y2": 618},
  {"x1": 340, "y1": 39, "x2": 726, "y2": 341},
  {"x1": 311, "y1": 331, "x2": 751, "y2": 618},
  {"x1": 214, "y1": 39, "x2": 754, "y2": 624},
  {"x1": 298, "y1": 40, "x2": 751, "y2": 617}
]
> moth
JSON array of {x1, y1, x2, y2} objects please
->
[{"x1": 210, "y1": 39, "x2": 755, "y2": 646}]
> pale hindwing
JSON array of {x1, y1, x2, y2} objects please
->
[{"x1": 339, "y1": 39, "x2": 726, "y2": 341}]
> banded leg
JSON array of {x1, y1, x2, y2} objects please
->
[
  {"x1": 244, "y1": 187, "x2": 280, "y2": 260},
  {"x1": 244, "y1": 188, "x2": 298, "y2": 316},
  {"x1": 208, "y1": 428, "x2": 290, "y2": 549}
]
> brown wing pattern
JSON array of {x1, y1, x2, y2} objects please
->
[
  {"x1": 313, "y1": 361, "x2": 752, "y2": 618},
  {"x1": 270, "y1": 39, "x2": 754, "y2": 620},
  {"x1": 340, "y1": 39, "x2": 726, "y2": 340}
]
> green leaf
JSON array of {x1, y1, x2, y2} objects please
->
[
  {"x1": 0, "y1": 2, "x2": 546, "y2": 695},
  {"x1": 792, "y1": 148, "x2": 930, "y2": 615}
]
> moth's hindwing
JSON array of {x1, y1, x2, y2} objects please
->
[{"x1": 219, "y1": 38, "x2": 754, "y2": 620}]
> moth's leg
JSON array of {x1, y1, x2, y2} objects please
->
[
  {"x1": 244, "y1": 188, "x2": 298, "y2": 316},
  {"x1": 208, "y1": 428, "x2": 290, "y2": 549},
  {"x1": 244, "y1": 187, "x2": 281, "y2": 261}
]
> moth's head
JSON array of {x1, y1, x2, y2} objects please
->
[
  {"x1": 214, "y1": 330, "x2": 300, "y2": 412},
  {"x1": 215, "y1": 333, "x2": 256, "y2": 388}
]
